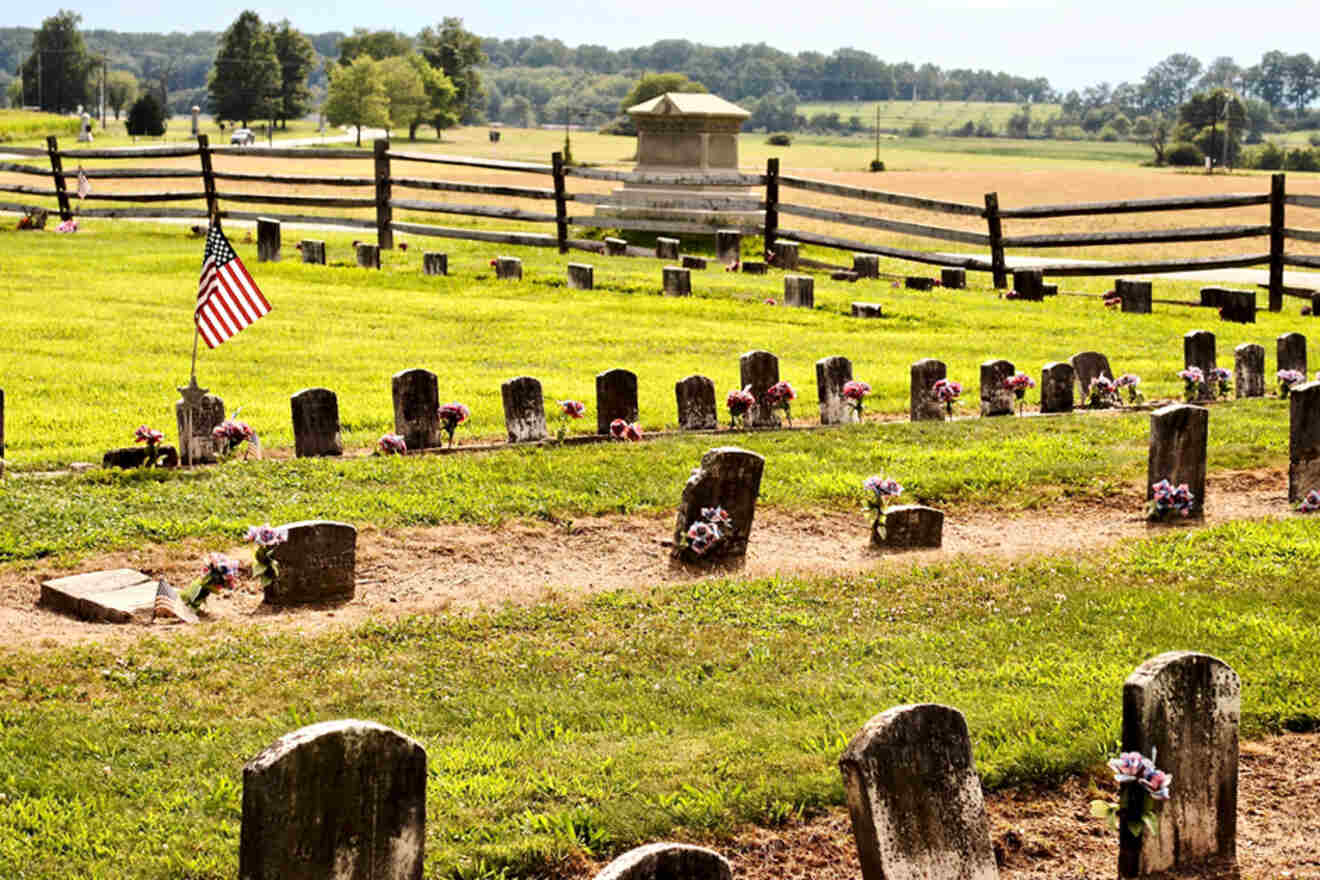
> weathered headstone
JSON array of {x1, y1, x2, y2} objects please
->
[
  {"x1": 1184, "y1": 330, "x2": 1216, "y2": 400},
  {"x1": 979, "y1": 359, "x2": 1016, "y2": 417},
  {"x1": 1013, "y1": 268, "x2": 1045, "y2": 301},
  {"x1": 1119, "y1": 652, "x2": 1240, "y2": 879},
  {"x1": 910, "y1": 358, "x2": 947, "y2": 422},
  {"x1": 422, "y1": 252, "x2": 448, "y2": 276},
  {"x1": 675, "y1": 375, "x2": 718, "y2": 430},
  {"x1": 1042, "y1": 283, "x2": 1058, "y2": 297},
  {"x1": 773, "y1": 240, "x2": 799, "y2": 269},
  {"x1": 853, "y1": 253, "x2": 880, "y2": 279},
  {"x1": 240, "y1": 719, "x2": 426, "y2": 880},
  {"x1": 391, "y1": 368, "x2": 441, "y2": 451},
  {"x1": 1040, "y1": 361, "x2": 1075, "y2": 414},
  {"x1": 256, "y1": 217, "x2": 280, "y2": 262},
  {"x1": 941, "y1": 268, "x2": 966, "y2": 289},
  {"x1": 102, "y1": 445, "x2": 179, "y2": 469},
  {"x1": 662, "y1": 266, "x2": 691, "y2": 296},
  {"x1": 742, "y1": 260, "x2": 767, "y2": 275},
  {"x1": 875, "y1": 506, "x2": 944, "y2": 549},
  {"x1": 682, "y1": 255, "x2": 708, "y2": 270},
  {"x1": 656, "y1": 237, "x2": 680, "y2": 260},
  {"x1": 739, "y1": 350, "x2": 781, "y2": 428},
  {"x1": 672, "y1": 446, "x2": 764, "y2": 563},
  {"x1": 1117, "y1": 278, "x2": 1152, "y2": 314},
  {"x1": 1200, "y1": 287, "x2": 1227, "y2": 308},
  {"x1": 1219, "y1": 289, "x2": 1255, "y2": 324},
  {"x1": 495, "y1": 256, "x2": 522, "y2": 280},
  {"x1": 595, "y1": 368, "x2": 639, "y2": 435},
  {"x1": 265, "y1": 520, "x2": 357, "y2": 605},
  {"x1": 1277, "y1": 332, "x2": 1307, "y2": 376},
  {"x1": 716, "y1": 229, "x2": 741, "y2": 264},
  {"x1": 851, "y1": 302, "x2": 884, "y2": 319},
  {"x1": 174, "y1": 387, "x2": 226, "y2": 464},
  {"x1": 356, "y1": 242, "x2": 380, "y2": 270},
  {"x1": 816, "y1": 356, "x2": 855, "y2": 425},
  {"x1": 1147, "y1": 403, "x2": 1209, "y2": 517},
  {"x1": 501, "y1": 376, "x2": 548, "y2": 442},
  {"x1": 592, "y1": 843, "x2": 731, "y2": 880},
  {"x1": 1312, "y1": 292, "x2": 1320, "y2": 317},
  {"x1": 291, "y1": 388, "x2": 343, "y2": 458},
  {"x1": 839, "y1": 703, "x2": 996, "y2": 880},
  {"x1": 905, "y1": 276, "x2": 935, "y2": 291},
  {"x1": 1234, "y1": 343, "x2": 1265, "y2": 399},
  {"x1": 40, "y1": 568, "x2": 160, "y2": 623},
  {"x1": 1070, "y1": 351, "x2": 1114, "y2": 401},
  {"x1": 833, "y1": 270, "x2": 859, "y2": 282},
  {"x1": 567, "y1": 263, "x2": 594, "y2": 290},
  {"x1": 300, "y1": 239, "x2": 326, "y2": 265},
  {"x1": 784, "y1": 275, "x2": 814, "y2": 308},
  {"x1": 605, "y1": 237, "x2": 628, "y2": 256},
  {"x1": 1289, "y1": 381, "x2": 1320, "y2": 503}
]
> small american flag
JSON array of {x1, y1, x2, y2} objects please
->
[
  {"x1": 196, "y1": 225, "x2": 271, "y2": 349},
  {"x1": 153, "y1": 580, "x2": 198, "y2": 624},
  {"x1": 76, "y1": 167, "x2": 90, "y2": 200}
]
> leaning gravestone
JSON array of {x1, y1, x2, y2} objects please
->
[
  {"x1": 656, "y1": 237, "x2": 680, "y2": 260},
  {"x1": 40, "y1": 568, "x2": 160, "y2": 624},
  {"x1": 910, "y1": 358, "x2": 947, "y2": 422},
  {"x1": 941, "y1": 268, "x2": 966, "y2": 289},
  {"x1": 838, "y1": 703, "x2": 997, "y2": 880},
  {"x1": 851, "y1": 302, "x2": 884, "y2": 319},
  {"x1": 905, "y1": 276, "x2": 935, "y2": 291},
  {"x1": 672, "y1": 447, "x2": 764, "y2": 564},
  {"x1": 742, "y1": 260, "x2": 767, "y2": 275},
  {"x1": 1184, "y1": 330, "x2": 1216, "y2": 400},
  {"x1": 1219, "y1": 289, "x2": 1255, "y2": 324},
  {"x1": 1013, "y1": 268, "x2": 1045, "y2": 301},
  {"x1": 816, "y1": 356, "x2": 855, "y2": 425},
  {"x1": 240, "y1": 719, "x2": 426, "y2": 880},
  {"x1": 1119, "y1": 652, "x2": 1240, "y2": 880},
  {"x1": 675, "y1": 375, "x2": 718, "y2": 430},
  {"x1": 853, "y1": 254, "x2": 880, "y2": 279},
  {"x1": 495, "y1": 257, "x2": 522, "y2": 280},
  {"x1": 102, "y1": 445, "x2": 179, "y2": 469},
  {"x1": 257, "y1": 217, "x2": 280, "y2": 262},
  {"x1": 501, "y1": 376, "x2": 548, "y2": 443},
  {"x1": 391, "y1": 368, "x2": 441, "y2": 451},
  {"x1": 1147, "y1": 404, "x2": 1209, "y2": 517},
  {"x1": 423, "y1": 252, "x2": 448, "y2": 276},
  {"x1": 682, "y1": 255, "x2": 708, "y2": 270},
  {"x1": 265, "y1": 520, "x2": 357, "y2": 605},
  {"x1": 739, "y1": 350, "x2": 782, "y2": 428},
  {"x1": 1289, "y1": 381, "x2": 1320, "y2": 503},
  {"x1": 784, "y1": 275, "x2": 814, "y2": 308},
  {"x1": 1070, "y1": 351, "x2": 1114, "y2": 401},
  {"x1": 875, "y1": 506, "x2": 943, "y2": 549},
  {"x1": 662, "y1": 266, "x2": 691, "y2": 296},
  {"x1": 1116, "y1": 278, "x2": 1152, "y2": 314},
  {"x1": 773, "y1": 240, "x2": 800, "y2": 269},
  {"x1": 591, "y1": 843, "x2": 732, "y2": 880},
  {"x1": 175, "y1": 389, "x2": 226, "y2": 464},
  {"x1": 1234, "y1": 343, "x2": 1265, "y2": 399},
  {"x1": 595, "y1": 368, "x2": 639, "y2": 435},
  {"x1": 356, "y1": 242, "x2": 380, "y2": 270},
  {"x1": 716, "y1": 230, "x2": 741, "y2": 264},
  {"x1": 300, "y1": 240, "x2": 326, "y2": 265},
  {"x1": 567, "y1": 263, "x2": 594, "y2": 290},
  {"x1": 1277, "y1": 332, "x2": 1307, "y2": 376},
  {"x1": 979, "y1": 359, "x2": 1015, "y2": 417},
  {"x1": 291, "y1": 388, "x2": 343, "y2": 458},
  {"x1": 1040, "y1": 361, "x2": 1075, "y2": 413}
]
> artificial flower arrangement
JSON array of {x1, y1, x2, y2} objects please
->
[
  {"x1": 682, "y1": 506, "x2": 733, "y2": 557},
  {"x1": 726, "y1": 387, "x2": 755, "y2": 429},
  {"x1": 377, "y1": 433, "x2": 407, "y2": 455},
  {"x1": 438, "y1": 402, "x2": 470, "y2": 448},
  {"x1": 1147, "y1": 479, "x2": 1195, "y2": 521},
  {"x1": 931, "y1": 378, "x2": 961, "y2": 417},
  {"x1": 609, "y1": 418, "x2": 643, "y2": 441},
  {"x1": 842, "y1": 380, "x2": 871, "y2": 419},
  {"x1": 1091, "y1": 748, "x2": 1172, "y2": 839},
  {"x1": 182, "y1": 553, "x2": 240, "y2": 611},
  {"x1": 133, "y1": 425, "x2": 167, "y2": 468},
  {"x1": 1004, "y1": 372, "x2": 1035, "y2": 415},
  {"x1": 556, "y1": 399, "x2": 586, "y2": 442},
  {"x1": 863, "y1": 475, "x2": 903, "y2": 542},
  {"x1": 245, "y1": 524, "x2": 288, "y2": 592},
  {"x1": 764, "y1": 380, "x2": 797, "y2": 425}
]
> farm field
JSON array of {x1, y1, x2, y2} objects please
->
[{"x1": 795, "y1": 99, "x2": 1063, "y2": 132}]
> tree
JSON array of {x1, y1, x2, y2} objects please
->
[
  {"x1": 20, "y1": 10, "x2": 91, "y2": 112},
  {"x1": 1247, "y1": 50, "x2": 1289, "y2": 111},
  {"x1": 379, "y1": 55, "x2": 427, "y2": 138},
  {"x1": 1146, "y1": 113, "x2": 1170, "y2": 165},
  {"x1": 270, "y1": 21, "x2": 316, "y2": 128},
  {"x1": 126, "y1": 91, "x2": 166, "y2": 136},
  {"x1": 337, "y1": 29, "x2": 413, "y2": 65},
  {"x1": 405, "y1": 53, "x2": 458, "y2": 137},
  {"x1": 105, "y1": 70, "x2": 138, "y2": 120},
  {"x1": 619, "y1": 72, "x2": 707, "y2": 112},
  {"x1": 1178, "y1": 88, "x2": 1246, "y2": 167},
  {"x1": 417, "y1": 18, "x2": 487, "y2": 123},
  {"x1": 323, "y1": 55, "x2": 387, "y2": 146},
  {"x1": 1198, "y1": 56, "x2": 1242, "y2": 92},
  {"x1": 1284, "y1": 53, "x2": 1317, "y2": 116},
  {"x1": 208, "y1": 11, "x2": 280, "y2": 127},
  {"x1": 1142, "y1": 53, "x2": 1203, "y2": 113}
]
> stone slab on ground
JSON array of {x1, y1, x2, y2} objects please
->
[{"x1": 40, "y1": 568, "x2": 159, "y2": 623}]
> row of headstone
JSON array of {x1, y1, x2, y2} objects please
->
[
  {"x1": 908, "y1": 351, "x2": 1106, "y2": 421},
  {"x1": 1190, "y1": 329, "x2": 1310, "y2": 401}
]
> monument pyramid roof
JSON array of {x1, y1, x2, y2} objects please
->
[{"x1": 627, "y1": 92, "x2": 750, "y2": 119}]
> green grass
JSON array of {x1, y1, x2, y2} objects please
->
[
  {"x1": 0, "y1": 109, "x2": 80, "y2": 143},
  {"x1": 797, "y1": 100, "x2": 1063, "y2": 131},
  {"x1": 0, "y1": 517, "x2": 1316, "y2": 878},
  {"x1": 3, "y1": 115, "x2": 340, "y2": 149}
]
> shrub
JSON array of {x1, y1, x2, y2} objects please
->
[
  {"x1": 125, "y1": 93, "x2": 166, "y2": 137},
  {"x1": 869, "y1": 159, "x2": 885, "y2": 172},
  {"x1": 1284, "y1": 148, "x2": 1320, "y2": 172},
  {"x1": 906, "y1": 121, "x2": 930, "y2": 138},
  {"x1": 1254, "y1": 142, "x2": 1285, "y2": 170},
  {"x1": 1166, "y1": 142, "x2": 1205, "y2": 167},
  {"x1": 1310, "y1": 134, "x2": 1320, "y2": 148},
  {"x1": 766, "y1": 132, "x2": 792, "y2": 146},
  {"x1": 1099, "y1": 126, "x2": 1119, "y2": 142},
  {"x1": 952, "y1": 120, "x2": 975, "y2": 137}
]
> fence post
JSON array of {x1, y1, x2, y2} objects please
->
[
  {"x1": 46, "y1": 136, "x2": 72, "y2": 222},
  {"x1": 197, "y1": 134, "x2": 220, "y2": 228},
  {"x1": 551, "y1": 150, "x2": 568, "y2": 254},
  {"x1": 984, "y1": 192, "x2": 1007, "y2": 289},
  {"x1": 763, "y1": 157, "x2": 779, "y2": 259},
  {"x1": 1269, "y1": 172, "x2": 1285, "y2": 312},
  {"x1": 373, "y1": 138, "x2": 393, "y2": 250}
]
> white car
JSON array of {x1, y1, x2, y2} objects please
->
[{"x1": 230, "y1": 128, "x2": 255, "y2": 145}]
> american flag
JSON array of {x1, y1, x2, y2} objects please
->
[
  {"x1": 196, "y1": 225, "x2": 271, "y2": 349},
  {"x1": 153, "y1": 580, "x2": 198, "y2": 624}
]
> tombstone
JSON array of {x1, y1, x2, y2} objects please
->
[
  {"x1": 422, "y1": 252, "x2": 448, "y2": 276},
  {"x1": 1219, "y1": 289, "x2": 1255, "y2": 324},
  {"x1": 40, "y1": 568, "x2": 161, "y2": 624},
  {"x1": 941, "y1": 268, "x2": 966, "y2": 289},
  {"x1": 784, "y1": 275, "x2": 814, "y2": 308},
  {"x1": 1147, "y1": 404, "x2": 1209, "y2": 517},
  {"x1": 875, "y1": 506, "x2": 944, "y2": 549},
  {"x1": 256, "y1": 217, "x2": 280, "y2": 263},
  {"x1": 240, "y1": 719, "x2": 426, "y2": 880},
  {"x1": 1234, "y1": 343, "x2": 1265, "y2": 399},
  {"x1": 662, "y1": 266, "x2": 691, "y2": 296},
  {"x1": 1070, "y1": 351, "x2": 1114, "y2": 401},
  {"x1": 772, "y1": 240, "x2": 799, "y2": 269},
  {"x1": 356, "y1": 242, "x2": 380, "y2": 270},
  {"x1": 592, "y1": 843, "x2": 731, "y2": 880},
  {"x1": 839, "y1": 703, "x2": 996, "y2": 880},
  {"x1": 21, "y1": 206, "x2": 47, "y2": 230},
  {"x1": 605, "y1": 237, "x2": 628, "y2": 256},
  {"x1": 1289, "y1": 381, "x2": 1320, "y2": 503},
  {"x1": 1040, "y1": 362, "x2": 1075, "y2": 414},
  {"x1": 675, "y1": 375, "x2": 718, "y2": 431},
  {"x1": 1118, "y1": 652, "x2": 1240, "y2": 879},
  {"x1": 102, "y1": 445, "x2": 179, "y2": 469},
  {"x1": 1116, "y1": 278, "x2": 1152, "y2": 314},
  {"x1": 1312, "y1": 292, "x2": 1320, "y2": 317},
  {"x1": 0, "y1": 388, "x2": 6, "y2": 460},
  {"x1": 174, "y1": 390, "x2": 226, "y2": 464},
  {"x1": 300, "y1": 240, "x2": 326, "y2": 265},
  {"x1": 1013, "y1": 268, "x2": 1045, "y2": 301},
  {"x1": 1200, "y1": 287, "x2": 1227, "y2": 308},
  {"x1": 488, "y1": 129, "x2": 501, "y2": 142},
  {"x1": 290, "y1": 388, "x2": 342, "y2": 458},
  {"x1": 595, "y1": 368, "x2": 639, "y2": 435},
  {"x1": 567, "y1": 263, "x2": 594, "y2": 290},
  {"x1": 77, "y1": 110, "x2": 93, "y2": 142},
  {"x1": 905, "y1": 276, "x2": 935, "y2": 291},
  {"x1": 851, "y1": 302, "x2": 884, "y2": 319},
  {"x1": 1184, "y1": 330, "x2": 1216, "y2": 400},
  {"x1": 682, "y1": 255, "x2": 708, "y2": 270},
  {"x1": 739, "y1": 350, "x2": 781, "y2": 428},
  {"x1": 495, "y1": 256, "x2": 522, "y2": 280},
  {"x1": 501, "y1": 376, "x2": 548, "y2": 443},
  {"x1": 655, "y1": 237, "x2": 680, "y2": 260},
  {"x1": 716, "y1": 229, "x2": 741, "y2": 264},
  {"x1": 265, "y1": 520, "x2": 358, "y2": 605},
  {"x1": 671, "y1": 447, "x2": 764, "y2": 563},
  {"x1": 1277, "y1": 332, "x2": 1307, "y2": 376},
  {"x1": 1042, "y1": 283, "x2": 1059, "y2": 297},
  {"x1": 190, "y1": 105, "x2": 200, "y2": 136},
  {"x1": 909, "y1": 358, "x2": 947, "y2": 422},
  {"x1": 853, "y1": 253, "x2": 880, "y2": 279},
  {"x1": 741, "y1": 260, "x2": 767, "y2": 275},
  {"x1": 833, "y1": 270, "x2": 860, "y2": 282},
  {"x1": 391, "y1": 368, "x2": 441, "y2": 451},
  {"x1": 816, "y1": 356, "x2": 855, "y2": 425},
  {"x1": 979, "y1": 359, "x2": 1016, "y2": 417}
]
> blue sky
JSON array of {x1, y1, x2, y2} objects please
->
[{"x1": 13, "y1": 0, "x2": 1319, "y2": 92}]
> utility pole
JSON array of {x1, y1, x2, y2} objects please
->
[
  {"x1": 875, "y1": 102, "x2": 880, "y2": 164},
  {"x1": 37, "y1": 50, "x2": 42, "y2": 111},
  {"x1": 100, "y1": 58, "x2": 106, "y2": 129}
]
